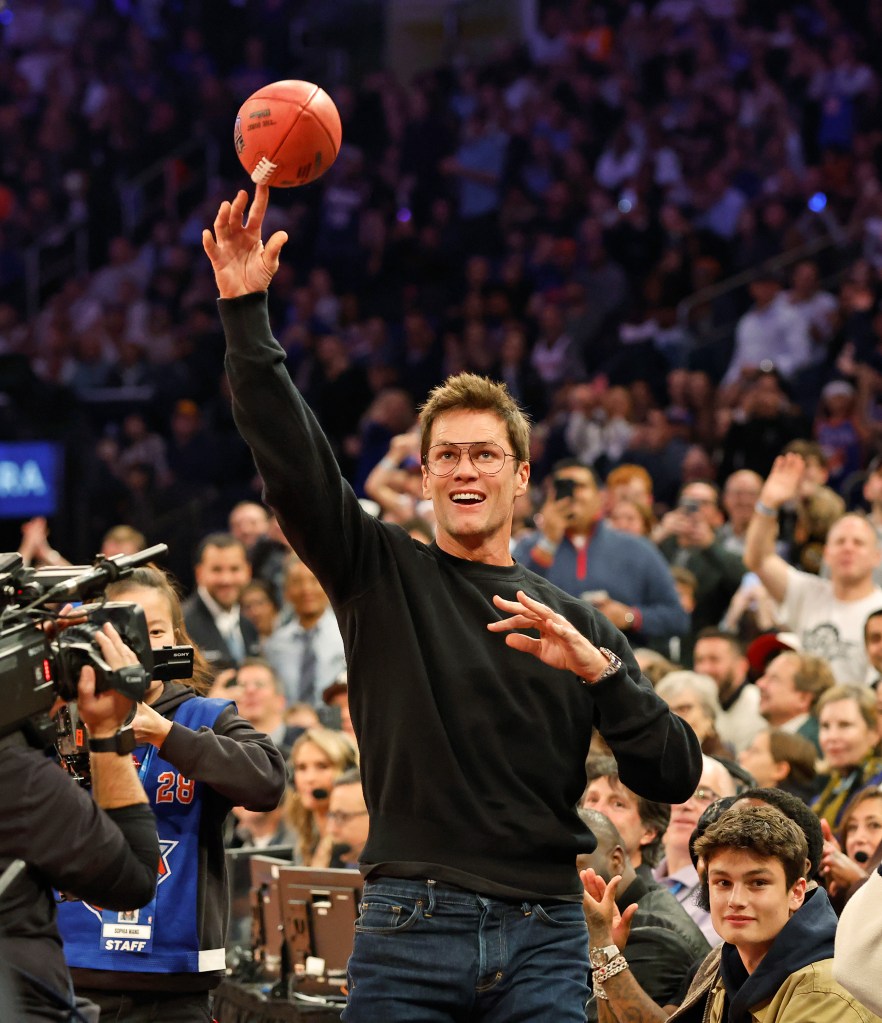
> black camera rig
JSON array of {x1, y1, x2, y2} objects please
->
[{"x1": 0, "y1": 545, "x2": 193, "y2": 754}]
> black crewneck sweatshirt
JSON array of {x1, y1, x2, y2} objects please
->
[{"x1": 221, "y1": 292, "x2": 701, "y2": 900}]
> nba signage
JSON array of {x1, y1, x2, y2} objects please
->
[{"x1": 0, "y1": 441, "x2": 61, "y2": 518}]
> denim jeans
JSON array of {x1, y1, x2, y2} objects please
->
[{"x1": 342, "y1": 877, "x2": 589, "y2": 1022}]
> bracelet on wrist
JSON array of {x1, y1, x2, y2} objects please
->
[
  {"x1": 379, "y1": 457, "x2": 398, "y2": 471},
  {"x1": 754, "y1": 500, "x2": 779, "y2": 518},
  {"x1": 592, "y1": 954, "x2": 630, "y2": 999}
]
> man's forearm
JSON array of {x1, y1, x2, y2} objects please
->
[
  {"x1": 598, "y1": 968, "x2": 672, "y2": 1023},
  {"x1": 742, "y1": 509, "x2": 778, "y2": 572},
  {"x1": 90, "y1": 752, "x2": 149, "y2": 810}
]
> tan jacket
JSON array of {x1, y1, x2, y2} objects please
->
[{"x1": 671, "y1": 952, "x2": 882, "y2": 1023}]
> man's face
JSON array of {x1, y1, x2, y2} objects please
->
[
  {"x1": 707, "y1": 849, "x2": 804, "y2": 960},
  {"x1": 330, "y1": 692, "x2": 355, "y2": 740},
  {"x1": 665, "y1": 763, "x2": 732, "y2": 857},
  {"x1": 693, "y1": 637, "x2": 747, "y2": 695},
  {"x1": 327, "y1": 782, "x2": 370, "y2": 861},
  {"x1": 285, "y1": 561, "x2": 329, "y2": 624},
  {"x1": 581, "y1": 776, "x2": 657, "y2": 868},
  {"x1": 553, "y1": 466, "x2": 604, "y2": 533},
  {"x1": 235, "y1": 664, "x2": 284, "y2": 728},
  {"x1": 680, "y1": 483, "x2": 722, "y2": 529},
  {"x1": 822, "y1": 516, "x2": 881, "y2": 587},
  {"x1": 421, "y1": 409, "x2": 529, "y2": 556},
  {"x1": 722, "y1": 472, "x2": 761, "y2": 527},
  {"x1": 195, "y1": 543, "x2": 251, "y2": 610},
  {"x1": 229, "y1": 504, "x2": 269, "y2": 549},
  {"x1": 756, "y1": 653, "x2": 809, "y2": 726},
  {"x1": 866, "y1": 615, "x2": 882, "y2": 675}
]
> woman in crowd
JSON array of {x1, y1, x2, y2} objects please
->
[
  {"x1": 285, "y1": 726, "x2": 358, "y2": 866},
  {"x1": 656, "y1": 670, "x2": 733, "y2": 758},
  {"x1": 737, "y1": 727, "x2": 818, "y2": 803},
  {"x1": 819, "y1": 785, "x2": 882, "y2": 903},
  {"x1": 813, "y1": 684, "x2": 882, "y2": 830},
  {"x1": 57, "y1": 565, "x2": 287, "y2": 1023},
  {"x1": 607, "y1": 496, "x2": 655, "y2": 537}
]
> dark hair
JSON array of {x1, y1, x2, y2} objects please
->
[
  {"x1": 333, "y1": 767, "x2": 362, "y2": 789},
  {"x1": 106, "y1": 564, "x2": 214, "y2": 695},
  {"x1": 694, "y1": 627, "x2": 744, "y2": 656},
  {"x1": 695, "y1": 805, "x2": 808, "y2": 892},
  {"x1": 551, "y1": 458, "x2": 601, "y2": 489},
  {"x1": 734, "y1": 787, "x2": 824, "y2": 882},
  {"x1": 193, "y1": 531, "x2": 246, "y2": 566},
  {"x1": 864, "y1": 609, "x2": 882, "y2": 639},
  {"x1": 584, "y1": 755, "x2": 671, "y2": 867},
  {"x1": 240, "y1": 578, "x2": 280, "y2": 611},
  {"x1": 236, "y1": 656, "x2": 283, "y2": 695},
  {"x1": 783, "y1": 439, "x2": 827, "y2": 468}
]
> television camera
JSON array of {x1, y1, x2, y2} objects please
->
[{"x1": 0, "y1": 545, "x2": 193, "y2": 762}]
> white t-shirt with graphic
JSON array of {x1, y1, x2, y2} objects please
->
[{"x1": 779, "y1": 566, "x2": 882, "y2": 683}]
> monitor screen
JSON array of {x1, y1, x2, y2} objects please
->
[{"x1": 0, "y1": 441, "x2": 62, "y2": 518}]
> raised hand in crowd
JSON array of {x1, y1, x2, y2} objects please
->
[{"x1": 758, "y1": 452, "x2": 806, "y2": 511}]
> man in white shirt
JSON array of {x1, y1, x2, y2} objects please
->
[
  {"x1": 263, "y1": 553, "x2": 346, "y2": 707},
  {"x1": 745, "y1": 452, "x2": 882, "y2": 683},
  {"x1": 721, "y1": 271, "x2": 811, "y2": 388}
]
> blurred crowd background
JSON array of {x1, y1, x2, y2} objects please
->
[{"x1": 3, "y1": 0, "x2": 882, "y2": 589}]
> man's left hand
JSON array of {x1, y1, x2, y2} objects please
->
[{"x1": 488, "y1": 590, "x2": 611, "y2": 681}]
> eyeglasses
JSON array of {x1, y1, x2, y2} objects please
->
[
  {"x1": 424, "y1": 442, "x2": 519, "y2": 477},
  {"x1": 692, "y1": 786, "x2": 720, "y2": 804},
  {"x1": 326, "y1": 810, "x2": 368, "y2": 824}
]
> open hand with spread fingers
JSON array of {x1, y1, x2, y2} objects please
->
[
  {"x1": 488, "y1": 589, "x2": 613, "y2": 682},
  {"x1": 202, "y1": 184, "x2": 289, "y2": 299}
]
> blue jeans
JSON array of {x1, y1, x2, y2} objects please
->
[{"x1": 342, "y1": 878, "x2": 589, "y2": 1022}]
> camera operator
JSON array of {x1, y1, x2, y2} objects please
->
[{"x1": 0, "y1": 623, "x2": 159, "y2": 1023}]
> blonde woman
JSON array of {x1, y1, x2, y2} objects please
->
[{"x1": 286, "y1": 726, "x2": 358, "y2": 865}]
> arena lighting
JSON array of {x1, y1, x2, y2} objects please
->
[
  {"x1": 396, "y1": 207, "x2": 412, "y2": 223},
  {"x1": 808, "y1": 192, "x2": 828, "y2": 213}
]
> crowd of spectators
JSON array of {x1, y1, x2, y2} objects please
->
[
  {"x1": 10, "y1": 1, "x2": 882, "y2": 1015},
  {"x1": 5, "y1": 0, "x2": 882, "y2": 579}
]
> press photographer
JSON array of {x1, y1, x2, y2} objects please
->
[{"x1": 0, "y1": 550, "x2": 164, "y2": 1022}]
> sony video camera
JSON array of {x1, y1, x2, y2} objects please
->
[{"x1": 0, "y1": 544, "x2": 192, "y2": 751}]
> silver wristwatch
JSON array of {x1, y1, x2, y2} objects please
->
[
  {"x1": 584, "y1": 647, "x2": 623, "y2": 685},
  {"x1": 589, "y1": 943, "x2": 620, "y2": 970}
]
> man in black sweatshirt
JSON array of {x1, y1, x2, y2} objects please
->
[{"x1": 203, "y1": 185, "x2": 702, "y2": 1023}]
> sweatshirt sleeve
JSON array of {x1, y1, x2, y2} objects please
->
[
  {"x1": 158, "y1": 705, "x2": 287, "y2": 811},
  {"x1": 833, "y1": 867, "x2": 882, "y2": 1017},
  {"x1": 3, "y1": 749, "x2": 159, "y2": 911},
  {"x1": 587, "y1": 614, "x2": 703, "y2": 805},
  {"x1": 219, "y1": 292, "x2": 381, "y2": 606}
]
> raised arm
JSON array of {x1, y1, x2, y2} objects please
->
[{"x1": 743, "y1": 453, "x2": 804, "y2": 604}]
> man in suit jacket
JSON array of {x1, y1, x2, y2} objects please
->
[{"x1": 183, "y1": 532, "x2": 259, "y2": 672}]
